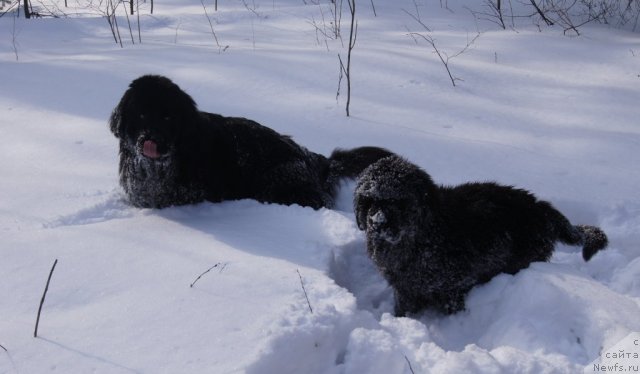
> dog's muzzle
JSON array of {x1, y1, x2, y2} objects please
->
[
  {"x1": 136, "y1": 135, "x2": 171, "y2": 161},
  {"x1": 368, "y1": 210, "x2": 387, "y2": 229},
  {"x1": 142, "y1": 140, "x2": 162, "y2": 159}
]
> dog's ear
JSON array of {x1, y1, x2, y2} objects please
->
[
  {"x1": 354, "y1": 195, "x2": 369, "y2": 231},
  {"x1": 109, "y1": 88, "x2": 130, "y2": 139},
  {"x1": 172, "y1": 85, "x2": 199, "y2": 127}
]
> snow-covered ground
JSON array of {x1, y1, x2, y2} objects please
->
[{"x1": 1, "y1": 0, "x2": 639, "y2": 372}]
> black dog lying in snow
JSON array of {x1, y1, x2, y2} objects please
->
[
  {"x1": 354, "y1": 155, "x2": 608, "y2": 316},
  {"x1": 109, "y1": 75, "x2": 392, "y2": 209}
]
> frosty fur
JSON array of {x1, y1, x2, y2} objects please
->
[
  {"x1": 354, "y1": 155, "x2": 609, "y2": 316},
  {"x1": 110, "y1": 75, "x2": 392, "y2": 209}
]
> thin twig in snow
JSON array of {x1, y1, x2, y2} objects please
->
[
  {"x1": 409, "y1": 32, "x2": 459, "y2": 86},
  {"x1": 174, "y1": 17, "x2": 182, "y2": 43},
  {"x1": 337, "y1": 53, "x2": 345, "y2": 102},
  {"x1": 34, "y1": 259, "x2": 58, "y2": 338},
  {"x1": 200, "y1": 0, "x2": 221, "y2": 51},
  {"x1": 190, "y1": 262, "x2": 226, "y2": 288},
  {"x1": 123, "y1": 1, "x2": 135, "y2": 44},
  {"x1": 11, "y1": 9, "x2": 18, "y2": 61},
  {"x1": 405, "y1": 6, "x2": 480, "y2": 87},
  {"x1": 449, "y1": 32, "x2": 481, "y2": 59},
  {"x1": 529, "y1": 0, "x2": 554, "y2": 25},
  {"x1": 296, "y1": 269, "x2": 313, "y2": 314},
  {"x1": 241, "y1": 0, "x2": 261, "y2": 18},
  {"x1": 402, "y1": 7, "x2": 431, "y2": 31},
  {"x1": 343, "y1": 0, "x2": 357, "y2": 116},
  {"x1": 404, "y1": 355, "x2": 416, "y2": 374}
]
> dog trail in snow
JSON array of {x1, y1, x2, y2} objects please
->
[
  {"x1": 328, "y1": 240, "x2": 394, "y2": 318},
  {"x1": 44, "y1": 191, "x2": 135, "y2": 228},
  {"x1": 246, "y1": 195, "x2": 640, "y2": 372}
]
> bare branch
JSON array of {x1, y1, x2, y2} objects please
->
[
  {"x1": 334, "y1": 0, "x2": 357, "y2": 116},
  {"x1": 344, "y1": 0, "x2": 356, "y2": 116},
  {"x1": 296, "y1": 269, "x2": 313, "y2": 314},
  {"x1": 449, "y1": 32, "x2": 481, "y2": 59},
  {"x1": 337, "y1": 53, "x2": 345, "y2": 102},
  {"x1": 34, "y1": 259, "x2": 58, "y2": 338},
  {"x1": 529, "y1": 0, "x2": 554, "y2": 25},
  {"x1": 404, "y1": 355, "x2": 416, "y2": 374},
  {"x1": 190, "y1": 262, "x2": 227, "y2": 288},
  {"x1": 0, "y1": 1, "x2": 19, "y2": 19},
  {"x1": 410, "y1": 32, "x2": 458, "y2": 86},
  {"x1": 200, "y1": 0, "x2": 222, "y2": 51},
  {"x1": 402, "y1": 8, "x2": 431, "y2": 32},
  {"x1": 11, "y1": 9, "x2": 18, "y2": 61},
  {"x1": 405, "y1": 6, "x2": 480, "y2": 87}
]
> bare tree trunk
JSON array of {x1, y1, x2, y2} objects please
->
[
  {"x1": 136, "y1": 0, "x2": 141, "y2": 43},
  {"x1": 107, "y1": 0, "x2": 124, "y2": 47},
  {"x1": 23, "y1": 0, "x2": 30, "y2": 18},
  {"x1": 124, "y1": 1, "x2": 135, "y2": 43},
  {"x1": 345, "y1": 0, "x2": 357, "y2": 117},
  {"x1": 529, "y1": 0, "x2": 554, "y2": 25},
  {"x1": 496, "y1": 0, "x2": 505, "y2": 29}
]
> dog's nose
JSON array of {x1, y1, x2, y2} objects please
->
[{"x1": 368, "y1": 209, "x2": 387, "y2": 229}]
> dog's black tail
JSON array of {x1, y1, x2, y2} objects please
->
[
  {"x1": 325, "y1": 146, "x2": 395, "y2": 198},
  {"x1": 328, "y1": 146, "x2": 395, "y2": 179},
  {"x1": 557, "y1": 222, "x2": 609, "y2": 261},
  {"x1": 576, "y1": 225, "x2": 609, "y2": 261}
]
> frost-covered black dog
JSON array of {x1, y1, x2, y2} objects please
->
[
  {"x1": 354, "y1": 155, "x2": 608, "y2": 316},
  {"x1": 109, "y1": 75, "x2": 392, "y2": 209}
]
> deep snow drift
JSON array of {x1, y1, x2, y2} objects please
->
[{"x1": 1, "y1": 0, "x2": 639, "y2": 373}]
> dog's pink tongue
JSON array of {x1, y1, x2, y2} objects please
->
[{"x1": 143, "y1": 140, "x2": 161, "y2": 159}]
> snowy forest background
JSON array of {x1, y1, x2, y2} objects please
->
[{"x1": 1, "y1": 0, "x2": 639, "y2": 373}]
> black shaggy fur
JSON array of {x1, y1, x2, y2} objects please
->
[
  {"x1": 354, "y1": 155, "x2": 609, "y2": 316},
  {"x1": 109, "y1": 75, "x2": 392, "y2": 209}
]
